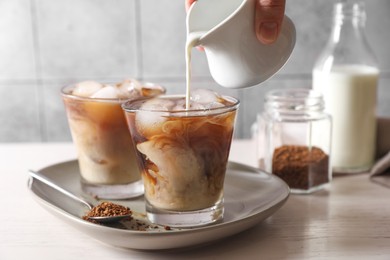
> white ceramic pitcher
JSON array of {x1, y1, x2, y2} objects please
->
[{"x1": 187, "y1": 0, "x2": 296, "y2": 89}]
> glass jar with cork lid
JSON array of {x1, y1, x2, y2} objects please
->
[{"x1": 257, "y1": 88, "x2": 332, "y2": 194}]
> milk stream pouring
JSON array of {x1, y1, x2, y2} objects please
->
[
  {"x1": 312, "y1": 1, "x2": 379, "y2": 173},
  {"x1": 186, "y1": 0, "x2": 295, "y2": 90}
]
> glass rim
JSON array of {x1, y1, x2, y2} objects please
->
[
  {"x1": 61, "y1": 81, "x2": 166, "y2": 103},
  {"x1": 264, "y1": 88, "x2": 325, "y2": 114},
  {"x1": 265, "y1": 88, "x2": 323, "y2": 101},
  {"x1": 122, "y1": 94, "x2": 240, "y2": 115}
]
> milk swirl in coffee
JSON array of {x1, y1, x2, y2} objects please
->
[
  {"x1": 62, "y1": 79, "x2": 165, "y2": 199},
  {"x1": 124, "y1": 91, "x2": 238, "y2": 214},
  {"x1": 122, "y1": 29, "x2": 239, "y2": 225}
]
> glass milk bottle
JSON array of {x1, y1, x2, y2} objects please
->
[
  {"x1": 260, "y1": 89, "x2": 332, "y2": 194},
  {"x1": 312, "y1": 1, "x2": 379, "y2": 173}
]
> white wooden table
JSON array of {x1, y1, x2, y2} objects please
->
[{"x1": 1, "y1": 140, "x2": 390, "y2": 259}]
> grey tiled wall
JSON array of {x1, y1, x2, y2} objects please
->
[{"x1": 1, "y1": 0, "x2": 390, "y2": 142}]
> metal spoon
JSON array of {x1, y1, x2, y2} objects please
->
[{"x1": 28, "y1": 170, "x2": 132, "y2": 223}]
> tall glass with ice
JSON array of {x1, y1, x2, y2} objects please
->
[
  {"x1": 122, "y1": 89, "x2": 239, "y2": 227},
  {"x1": 61, "y1": 79, "x2": 165, "y2": 199}
]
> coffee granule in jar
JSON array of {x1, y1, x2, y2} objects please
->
[
  {"x1": 82, "y1": 201, "x2": 132, "y2": 222},
  {"x1": 272, "y1": 145, "x2": 329, "y2": 191}
]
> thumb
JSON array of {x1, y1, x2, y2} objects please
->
[{"x1": 255, "y1": 0, "x2": 286, "y2": 44}]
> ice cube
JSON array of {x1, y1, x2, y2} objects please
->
[
  {"x1": 117, "y1": 78, "x2": 142, "y2": 90},
  {"x1": 172, "y1": 99, "x2": 187, "y2": 111},
  {"x1": 141, "y1": 98, "x2": 175, "y2": 111},
  {"x1": 204, "y1": 101, "x2": 224, "y2": 109},
  {"x1": 171, "y1": 99, "x2": 206, "y2": 111},
  {"x1": 116, "y1": 79, "x2": 142, "y2": 99},
  {"x1": 134, "y1": 98, "x2": 176, "y2": 137},
  {"x1": 135, "y1": 110, "x2": 167, "y2": 138},
  {"x1": 91, "y1": 85, "x2": 119, "y2": 99},
  {"x1": 72, "y1": 81, "x2": 103, "y2": 97},
  {"x1": 190, "y1": 89, "x2": 220, "y2": 104},
  {"x1": 189, "y1": 102, "x2": 206, "y2": 110}
]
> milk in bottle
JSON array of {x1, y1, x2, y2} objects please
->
[{"x1": 312, "y1": 2, "x2": 379, "y2": 173}]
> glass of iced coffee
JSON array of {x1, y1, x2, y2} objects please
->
[
  {"x1": 122, "y1": 89, "x2": 239, "y2": 227},
  {"x1": 62, "y1": 79, "x2": 165, "y2": 199}
]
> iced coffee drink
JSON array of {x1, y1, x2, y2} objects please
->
[
  {"x1": 123, "y1": 89, "x2": 239, "y2": 227},
  {"x1": 62, "y1": 79, "x2": 165, "y2": 199}
]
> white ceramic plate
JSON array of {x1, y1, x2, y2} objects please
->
[{"x1": 28, "y1": 160, "x2": 289, "y2": 250}]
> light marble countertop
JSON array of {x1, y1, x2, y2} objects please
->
[{"x1": 1, "y1": 140, "x2": 390, "y2": 260}]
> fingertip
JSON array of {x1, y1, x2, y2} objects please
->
[
  {"x1": 185, "y1": 0, "x2": 196, "y2": 11},
  {"x1": 257, "y1": 22, "x2": 279, "y2": 44},
  {"x1": 255, "y1": 0, "x2": 285, "y2": 44}
]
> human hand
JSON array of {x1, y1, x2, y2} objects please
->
[
  {"x1": 185, "y1": 0, "x2": 286, "y2": 45},
  {"x1": 255, "y1": 0, "x2": 286, "y2": 44}
]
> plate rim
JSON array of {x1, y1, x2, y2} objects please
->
[{"x1": 28, "y1": 159, "x2": 290, "y2": 248}]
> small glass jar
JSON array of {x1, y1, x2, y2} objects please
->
[{"x1": 257, "y1": 88, "x2": 332, "y2": 194}]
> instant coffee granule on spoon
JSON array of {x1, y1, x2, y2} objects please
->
[
  {"x1": 82, "y1": 201, "x2": 173, "y2": 231},
  {"x1": 82, "y1": 201, "x2": 132, "y2": 223}
]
